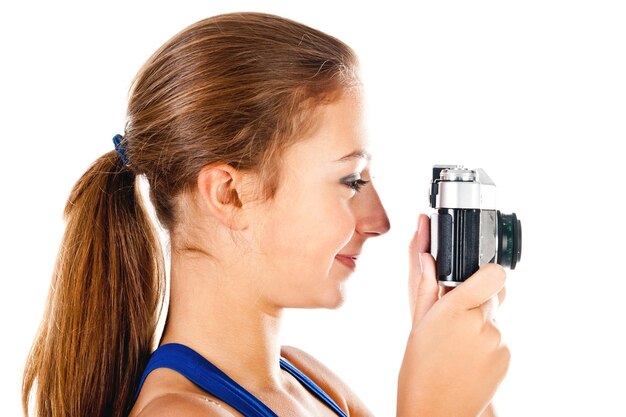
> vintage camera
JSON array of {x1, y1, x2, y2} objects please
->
[{"x1": 429, "y1": 165, "x2": 522, "y2": 286}]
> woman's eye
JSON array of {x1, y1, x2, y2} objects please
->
[{"x1": 344, "y1": 178, "x2": 370, "y2": 193}]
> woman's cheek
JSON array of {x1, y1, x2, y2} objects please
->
[
  {"x1": 261, "y1": 188, "x2": 356, "y2": 257},
  {"x1": 331, "y1": 203, "x2": 358, "y2": 249}
]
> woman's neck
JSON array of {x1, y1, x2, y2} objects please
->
[{"x1": 159, "y1": 250, "x2": 290, "y2": 393}]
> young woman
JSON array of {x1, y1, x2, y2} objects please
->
[{"x1": 22, "y1": 12, "x2": 509, "y2": 417}]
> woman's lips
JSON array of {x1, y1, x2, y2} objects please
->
[{"x1": 335, "y1": 255, "x2": 357, "y2": 270}]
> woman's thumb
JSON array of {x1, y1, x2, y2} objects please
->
[
  {"x1": 444, "y1": 263, "x2": 507, "y2": 311},
  {"x1": 411, "y1": 252, "x2": 439, "y2": 327},
  {"x1": 408, "y1": 214, "x2": 439, "y2": 327}
]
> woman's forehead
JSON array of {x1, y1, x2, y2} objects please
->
[{"x1": 288, "y1": 95, "x2": 369, "y2": 164}]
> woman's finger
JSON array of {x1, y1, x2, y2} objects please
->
[
  {"x1": 408, "y1": 214, "x2": 437, "y2": 326},
  {"x1": 444, "y1": 264, "x2": 506, "y2": 311},
  {"x1": 412, "y1": 252, "x2": 438, "y2": 326},
  {"x1": 408, "y1": 213, "x2": 431, "y2": 254},
  {"x1": 480, "y1": 295, "x2": 499, "y2": 322},
  {"x1": 497, "y1": 285, "x2": 506, "y2": 306}
]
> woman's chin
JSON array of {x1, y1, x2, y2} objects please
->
[{"x1": 322, "y1": 279, "x2": 348, "y2": 309}]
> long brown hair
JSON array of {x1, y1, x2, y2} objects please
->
[{"x1": 22, "y1": 12, "x2": 358, "y2": 417}]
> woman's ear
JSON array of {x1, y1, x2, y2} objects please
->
[{"x1": 196, "y1": 163, "x2": 251, "y2": 231}]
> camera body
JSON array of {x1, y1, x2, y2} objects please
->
[{"x1": 429, "y1": 165, "x2": 522, "y2": 286}]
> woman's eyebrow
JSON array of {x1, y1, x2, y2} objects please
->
[{"x1": 335, "y1": 149, "x2": 372, "y2": 162}]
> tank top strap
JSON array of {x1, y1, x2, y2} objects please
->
[
  {"x1": 136, "y1": 343, "x2": 278, "y2": 416},
  {"x1": 135, "y1": 343, "x2": 348, "y2": 417},
  {"x1": 279, "y1": 356, "x2": 348, "y2": 417}
]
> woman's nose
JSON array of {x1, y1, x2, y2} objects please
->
[{"x1": 352, "y1": 182, "x2": 391, "y2": 237}]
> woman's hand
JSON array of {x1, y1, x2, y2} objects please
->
[{"x1": 397, "y1": 214, "x2": 510, "y2": 417}]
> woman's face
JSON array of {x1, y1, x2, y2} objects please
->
[{"x1": 248, "y1": 93, "x2": 390, "y2": 309}]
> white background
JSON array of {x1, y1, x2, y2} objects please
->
[{"x1": 2, "y1": 1, "x2": 625, "y2": 416}]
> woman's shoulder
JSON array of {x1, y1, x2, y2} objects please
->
[
  {"x1": 132, "y1": 346, "x2": 374, "y2": 417},
  {"x1": 280, "y1": 345, "x2": 375, "y2": 417},
  {"x1": 130, "y1": 366, "x2": 240, "y2": 417},
  {"x1": 134, "y1": 392, "x2": 235, "y2": 417}
]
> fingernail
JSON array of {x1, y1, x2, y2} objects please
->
[{"x1": 417, "y1": 215, "x2": 423, "y2": 233}]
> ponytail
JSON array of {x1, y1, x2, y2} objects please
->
[{"x1": 22, "y1": 151, "x2": 165, "y2": 417}]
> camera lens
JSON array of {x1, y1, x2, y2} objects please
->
[{"x1": 497, "y1": 211, "x2": 522, "y2": 269}]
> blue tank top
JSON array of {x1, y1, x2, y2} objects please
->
[{"x1": 135, "y1": 343, "x2": 348, "y2": 417}]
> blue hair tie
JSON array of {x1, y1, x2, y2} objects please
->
[{"x1": 112, "y1": 134, "x2": 129, "y2": 165}]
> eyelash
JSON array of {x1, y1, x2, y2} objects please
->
[{"x1": 344, "y1": 178, "x2": 370, "y2": 193}]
